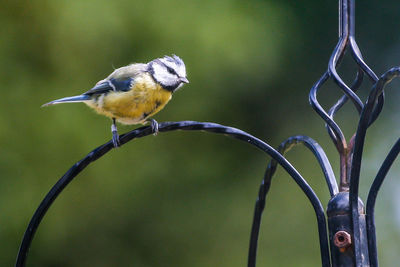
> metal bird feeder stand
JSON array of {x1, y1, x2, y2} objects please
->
[
  {"x1": 249, "y1": 1, "x2": 400, "y2": 266},
  {"x1": 15, "y1": 0, "x2": 400, "y2": 266}
]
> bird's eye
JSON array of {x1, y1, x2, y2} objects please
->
[{"x1": 166, "y1": 66, "x2": 176, "y2": 75}]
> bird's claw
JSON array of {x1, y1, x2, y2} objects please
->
[
  {"x1": 111, "y1": 123, "x2": 120, "y2": 148},
  {"x1": 149, "y1": 119, "x2": 159, "y2": 136}
]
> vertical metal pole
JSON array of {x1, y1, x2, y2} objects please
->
[
  {"x1": 327, "y1": 192, "x2": 370, "y2": 267},
  {"x1": 328, "y1": 1, "x2": 372, "y2": 266},
  {"x1": 339, "y1": 0, "x2": 342, "y2": 37}
]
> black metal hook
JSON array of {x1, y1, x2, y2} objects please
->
[
  {"x1": 248, "y1": 135, "x2": 337, "y2": 267},
  {"x1": 15, "y1": 121, "x2": 329, "y2": 267},
  {"x1": 366, "y1": 138, "x2": 400, "y2": 267},
  {"x1": 350, "y1": 67, "x2": 400, "y2": 267}
]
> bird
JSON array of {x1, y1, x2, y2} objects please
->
[{"x1": 42, "y1": 55, "x2": 189, "y2": 147}]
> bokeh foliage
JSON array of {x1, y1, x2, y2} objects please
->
[{"x1": 1, "y1": 0, "x2": 400, "y2": 266}]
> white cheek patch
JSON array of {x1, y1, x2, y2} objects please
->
[
  {"x1": 153, "y1": 56, "x2": 188, "y2": 89},
  {"x1": 153, "y1": 63, "x2": 177, "y2": 86}
]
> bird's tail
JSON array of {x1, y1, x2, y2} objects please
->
[{"x1": 41, "y1": 95, "x2": 91, "y2": 107}]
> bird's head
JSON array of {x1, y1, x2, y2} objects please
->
[{"x1": 148, "y1": 55, "x2": 189, "y2": 92}]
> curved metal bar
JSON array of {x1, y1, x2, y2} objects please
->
[
  {"x1": 325, "y1": 68, "x2": 364, "y2": 191},
  {"x1": 328, "y1": 0, "x2": 356, "y2": 122},
  {"x1": 350, "y1": 67, "x2": 400, "y2": 266},
  {"x1": 328, "y1": 1, "x2": 363, "y2": 114},
  {"x1": 309, "y1": 71, "x2": 347, "y2": 152},
  {"x1": 15, "y1": 121, "x2": 330, "y2": 267},
  {"x1": 368, "y1": 95, "x2": 385, "y2": 127},
  {"x1": 324, "y1": 0, "x2": 381, "y2": 148},
  {"x1": 327, "y1": 39, "x2": 384, "y2": 130},
  {"x1": 366, "y1": 138, "x2": 400, "y2": 267},
  {"x1": 326, "y1": 68, "x2": 364, "y2": 146},
  {"x1": 328, "y1": 68, "x2": 363, "y2": 119},
  {"x1": 248, "y1": 135, "x2": 337, "y2": 267},
  {"x1": 349, "y1": 38, "x2": 378, "y2": 83},
  {"x1": 300, "y1": 136, "x2": 338, "y2": 196},
  {"x1": 328, "y1": 55, "x2": 364, "y2": 113},
  {"x1": 346, "y1": 0, "x2": 384, "y2": 127},
  {"x1": 328, "y1": 40, "x2": 364, "y2": 114},
  {"x1": 348, "y1": 37, "x2": 385, "y2": 126}
]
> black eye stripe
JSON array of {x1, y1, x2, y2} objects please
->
[
  {"x1": 152, "y1": 59, "x2": 178, "y2": 75},
  {"x1": 166, "y1": 66, "x2": 176, "y2": 74}
]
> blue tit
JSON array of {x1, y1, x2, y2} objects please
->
[{"x1": 42, "y1": 55, "x2": 189, "y2": 147}]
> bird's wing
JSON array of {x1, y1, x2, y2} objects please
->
[
  {"x1": 83, "y1": 77, "x2": 134, "y2": 96},
  {"x1": 83, "y1": 63, "x2": 149, "y2": 96}
]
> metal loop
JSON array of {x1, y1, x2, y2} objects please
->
[
  {"x1": 309, "y1": 72, "x2": 347, "y2": 153},
  {"x1": 248, "y1": 135, "x2": 337, "y2": 267}
]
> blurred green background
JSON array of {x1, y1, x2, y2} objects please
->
[{"x1": 1, "y1": 0, "x2": 400, "y2": 266}]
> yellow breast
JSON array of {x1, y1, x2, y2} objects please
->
[{"x1": 86, "y1": 73, "x2": 172, "y2": 125}]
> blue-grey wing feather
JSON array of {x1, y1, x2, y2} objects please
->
[
  {"x1": 83, "y1": 78, "x2": 134, "y2": 96},
  {"x1": 83, "y1": 63, "x2": 148, "y2": 96}
]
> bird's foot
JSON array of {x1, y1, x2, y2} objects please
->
[
  {"x1": 149, "y1": 119, "x2": 159, "y2": 136},
  {"x1": 111, "y1": 123, "x2": 120, "y2": 148}
]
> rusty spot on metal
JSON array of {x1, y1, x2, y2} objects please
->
[{"x1": 334, "y1": 231, "x2": 352, "y2": 249}]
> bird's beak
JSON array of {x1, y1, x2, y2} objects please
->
[{"x1": 180, "y1": 77, "x2": 189, "y2": 84}]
